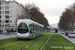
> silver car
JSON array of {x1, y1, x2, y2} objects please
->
[
  {"x1": 68, "y1": 32, "x2": 75, "y2": 38},
  {"x1": 61, "y1": 32, "x2": 65, "y2": 34}
]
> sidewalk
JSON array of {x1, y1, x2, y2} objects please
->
[{"x1": 0, "y1": 32, "x2": 17, "y2": 40}]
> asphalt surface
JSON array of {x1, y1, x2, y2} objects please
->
[
  {"x1": 59, "y1": 32, "x2": 75, "y2": 43},
  {"x1": 0, "y1": 33, "x2": 17, "y2": 40}
]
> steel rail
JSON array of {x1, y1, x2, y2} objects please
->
[
  {"x1": 21, "y1": 36, "x2": 47, "y2": 50},
  {"x1": 4, "y1": 41, "x2": 25, "y2": 50},
  {"x1": 40, "y1": 34, "x2": 52, "y2": 50}
]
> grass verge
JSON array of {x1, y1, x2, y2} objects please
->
[{"x1": 43, "y1": 34, "x2": 75, "y2": 50}]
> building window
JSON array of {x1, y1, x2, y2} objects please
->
[
  {"x1": 5, "y1": 20, "x2": 9, "y2": 23},
  {"x1": 5, "y1": 15, "x2": 9, "y2": 18},
  {"x1": 5, "y1": 11, "x2": 9, "y2": 14},
  {"x1": 1, "y1": 2, "x2": 4, "y2": 5},
  {"x1": 2, "y1": 11, "x2": 4, "y2": 14},
  {"x1": 0, "y1": 11, "x2": 1, "y2": 14},
  {"x1": 11, "y1": 28, "x2": 14, "y2": 30},
  {"x1": 0, "y1": 16, "x2": 1, "y2": 18},
  {"x1": 5, "y1": 6, "x2": 9, "y2": 10},
  {"x1": 10, "y1": 20, "x2": 12, "y2": 23},
  {"x1": 5, "y1": 2, "x2": 9, "y2": 5},
  {"x1": 2, "y1": 7, "x2": 4, "y2": 10}
]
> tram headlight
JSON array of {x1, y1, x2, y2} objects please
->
[
  {"x1": 17, "y1": 33, "x2": 19, "y2": 35},
  {"x1": 27, "y1": 33, "x2": 29, "y2": 35}
]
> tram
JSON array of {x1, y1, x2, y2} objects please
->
[{"x1": 17, "y1": 19, "x2": 44, "y2": 39}]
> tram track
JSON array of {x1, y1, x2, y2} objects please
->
[
  {"x1": 4, "y1": 41, "x2": 26, "y2": 50},
  {"x1": 0, "y1": 39, "x2": 30, "y2": 50},
  {"x1": 4, "y1": 39, "x2": 37, "y2": 50},
  {"x1": 2, "y1": 35, "x2": 47, "y2": 50},
  {"x1": 21, "y1": 35, "x2": 47, "y2": 50},
  {"x1": 0, "y1": 40, "x2": 18, "y2": 46},
  {"x1": 0, "y1": 34, "x2": 52, "y2": 50},
  {"x1": 40, "y1": 34, "x2": 52, "y2": 50},
  {"x1": 21, "y1": 34, "x2": 52, "y2": 50},
  {"x1": 0, "y1": 37, "x2": 17, "y2": 46}
]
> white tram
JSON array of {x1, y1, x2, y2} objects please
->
[{"x1": 17, "y1": 19, "x2": 44, "y2": 39}]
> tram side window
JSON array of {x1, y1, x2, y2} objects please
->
[
  {"x1": 34, "y1": 25, "x2": 36, "y2": 31},
  {"x1": 41, "y1": 27, "x2": 43, "y2": 32},
  {"x1": 41, "y1": 27, "x2": 42, "y2": 32},
  {"x1": 40, "y1": 27, "x2": 41, "y2": 32},
  {"x1": 33, "y1": 25, "x2": 35, "y2": 32},
  {"x1": 40, "y1": 26, "x2": 41, "y2": 32},
  {"x1": 38, "y1": 26, "x2": 40, "y2": 32},
  {"x1": 29, "y1": 24, "x2": 35, "y2": 33},
  {"x1": 29, "y1": 24, "x2": 32, "y2": 33},
  {"x1": 37, "y1": 26, "x2": 39, "y2": 32},
  {"x1": 36, "y1": 25, "x2": 37, "y2": 32}
]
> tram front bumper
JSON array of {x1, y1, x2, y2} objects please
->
[{"x1": 17, "y1": 33, "x2": 30, "y2": 39}]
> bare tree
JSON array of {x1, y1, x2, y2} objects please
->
[
  {"x1": 17, "y1": 3, "x2": 49, "y2": 29},
  {"x1": 59, "y1": 3, "x2": 75, "y2": 31},
  {"x1": 59, "y1": 8, "x2": 72, "y2": 31}
]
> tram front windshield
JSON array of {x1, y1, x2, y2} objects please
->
[{"x1": 18, "y1": 23, "x2": 28, "y2": 33}]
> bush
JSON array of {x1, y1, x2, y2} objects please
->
[{"x1": 6, "y1": 29, "x2": 16, "y2": 32}]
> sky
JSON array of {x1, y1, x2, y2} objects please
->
[{"x1": 15, "y1": 0, "x2": 75, "y2": 25}]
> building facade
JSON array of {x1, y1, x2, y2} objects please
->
[{"x1": 0, "y1": 0, "x2": 24, "y2": 30}]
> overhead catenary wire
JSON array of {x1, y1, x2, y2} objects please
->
[{"x1": 43, "y1": 0, "x2": 50, "y2": 14}]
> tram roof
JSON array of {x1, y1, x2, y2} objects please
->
[{"x1": 17, "y1": 19, "x2": 44, "y2": 27}]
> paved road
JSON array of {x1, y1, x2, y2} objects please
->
[
  {"x1": 59, "y1": 32, "x2": 75, "y2": 43},
  {"x1": 0, "y1": 34, "x2": 17, "y2": 40}
]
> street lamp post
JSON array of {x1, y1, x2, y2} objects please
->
[{"x1": 30, "y1": 9, "x2": 36, "y2": 20}]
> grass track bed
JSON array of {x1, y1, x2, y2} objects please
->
[
  {"x1": 46, "y1": 31, "x2": 55, "y2": 33},
  {"x1": 0, "y1": 37, "x2": 17, "y2": 45},
  {"x1": 0, "y1": 41, "x2": 24, "y2": 50},
  {"x1": 0, "y1": 34, "x2": 48, "y2": 50},
  {"x1": 43, "y1": 34, "x2": 75, "y2": 50},
  {"x1": 25, "y1": 34, "x2": 51, "y2": 50}
]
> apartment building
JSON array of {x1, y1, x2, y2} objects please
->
[{"x1": 0, "y1": 0, "x2": 24, "y2": 30}]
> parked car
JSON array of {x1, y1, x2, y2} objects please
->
[
  {"x1": 68, "y1": 32, "x2": 75, "y2": 38},
  {"x1": 65, "y1": 31, "x2": 69, "y2": 36},
  {"x1": 61, "y1": 32, "x2": 65, "y2": 34}
]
